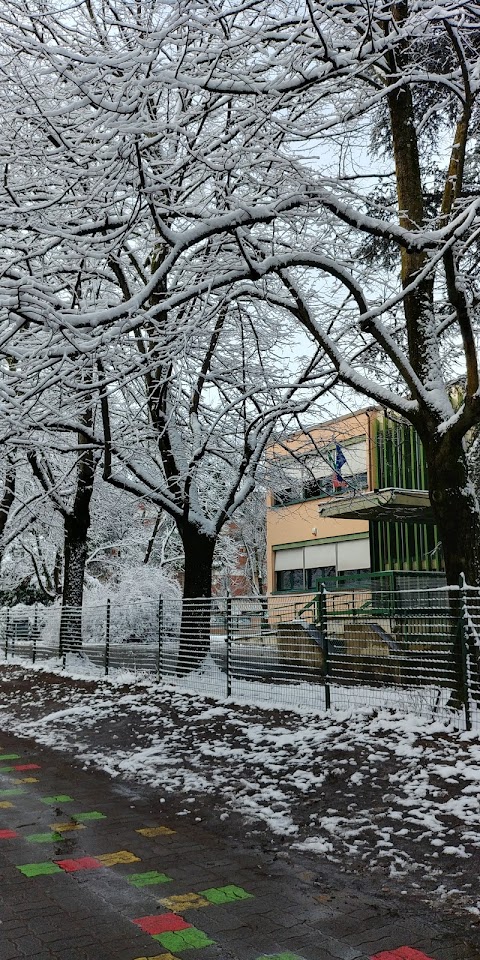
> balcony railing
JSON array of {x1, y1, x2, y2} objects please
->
[{"x1": 273, "y1": 472, "x2": 368, "y2": 507}]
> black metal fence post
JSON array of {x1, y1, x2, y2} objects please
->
[
  {"x1": 58, "y1": 610, "x2": 63, "y2": 659},
  {"x1": 315, "y1": 590, "x2": 321, "y2": 625},
  {"x1": 458, "y1": 574, "x2": 472, "y2": 732},
  {"x1": 105, "y1": 599, "x2": 111, "y2": 676},
  {"x1": 32, "y1": 604, "x2": 38, "y2": 665},
  {"x1": 4, "y1": 608, "x2": 9, "y2": 661},
  {"x1": 320, "y1": 584, "x2": 331, "y2": 710},
  {"x1": 157, "y1": 597, "x2": 163, "y2": 680},
  {"x1": 226, "y1": 596, "x2": 232, "y2": 697}
]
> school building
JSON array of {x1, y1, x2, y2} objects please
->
[{"x1": 267, "y1": 407, "x2": 443, "y2": 595}]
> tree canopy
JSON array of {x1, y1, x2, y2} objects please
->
[{"x1": 0, "y1": 0, "x2": 480, "y2": 588}]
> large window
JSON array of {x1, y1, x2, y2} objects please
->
[
  {"x1": 274, "y1": 539, "x2": 370, "y2": 592},
  {"x1": 271, "y1": 437, "x2": 368, "y2": 506}
]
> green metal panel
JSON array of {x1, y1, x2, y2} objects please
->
[
  {"x1": 370, "y1": 413, "x2": 445, "y2": 574},
  {"x1": 372, "y1": 418, "x2": 380, "y2": 488}
]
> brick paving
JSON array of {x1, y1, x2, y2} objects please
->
[{"x1": 0, "y1": 731, "x2": 477, "y2": 960}]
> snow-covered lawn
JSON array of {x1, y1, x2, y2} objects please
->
[
  {"x1": 5, "y1": 640, "x2": 469, "y2": 726},
  {"x1": 0, "y1": 657, "x2": 479, "y2": 924}
]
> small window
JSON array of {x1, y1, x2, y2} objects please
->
[
  {"x1": 303, "y1": 477, "x2": 334, "y2": 500},
  {"x1": 305, "y1": 566, "x2": 335, "y2": 590},
  {"x1": 335, "y1": 569, "x2": 371, "y2": 589},
  {"x1": 304, "y1": 471, "x2": 369, "y2": 501},
  {"x1": 273, "y1": 488, "x2": 296, "y2": 506},
  {"x1": 276, "y1": 569, "x2": 304, "y2": 592},
  {"x1": 332, "y1": 471, "x2": 368, "y2": 496}
]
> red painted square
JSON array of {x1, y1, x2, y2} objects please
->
[
  {"x1": 56, "y1": 857, "x2": 103, "y2": 872},
  {"x1": 371, "y1": 949, "x2": 435, "y2": 960},
  {"x1": 133, "y1": 913, "x2": 191, "y2": 935},
  {"x1": 0, "y1": 829, "x2": 17, "y2": 839},
  {"x1": 13, "y1": 764, "x2": 41, "y2": 771}
]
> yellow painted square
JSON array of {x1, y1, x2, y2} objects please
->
[
  {"x1": 133, "y1": 954, "x2": 181, "y2": 960},
  {"x1": 50, "y1": 822, "x2": 86, "y2": 833},
  {"x1": 97, "y1": 850, "x2": 141, "y2": 866},
  {"x1": 13, "y1": 777, "x2": 39, "y2": 784},
  {"x1": 159, "y1": 893, "x2": 210, "y2": 912},
  {"x1": 0, "y1": 801, "x2": 13, "y2": 808},
  {"x1": 136, "y1": 826, "x2": 175, "y2": 838}
]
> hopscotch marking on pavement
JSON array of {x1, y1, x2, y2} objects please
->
[
  {"x1": 131, "y1": 885, "x2": 254, "y2": 952},
  {"x1": 40, "y1": 795, "x2": 75, "y2": 804},
  {"x1": 129, "y1": 871, "x2": 173, "y2": 888},
  {"x1": 27, "y1": 832, "x2": 67, "y2": 843},
  {"x1": 0, "y1": 756, "x2": 441, "y2": 960},
  {"x1": 136, "y1": 826, "x2": 175, "y2": 837},
  {"x1": 159, "y1": 894, "x2": 209, "y2": 912},
  {"x1": 371, "y1": 950, "x2": 436, "y2": 960},
  {"x1": 50, "y1": 822, "x2": 86, "y2": 832},
  {"x1": 74, "y1": 811, "x2": 106, "y2": 820},
  {"x1": 97, "y1": 850, "x2": 141, "y2": 866}
]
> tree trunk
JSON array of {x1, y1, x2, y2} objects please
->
[
  {"x1": 59, "y1": 433, "x2": 95, "y2": 654},
  {"x1": 0, "y1": 462, "x2": 15, "y2": 541},
  {"x1": 177, "y1": 524, "x2": 216, "y2": 674},
  {"x1": 425, "y1": 436, "x2": 480, "y2": 587},
  {"x1": 59, "y1": 515, "x2": 90, "y2": 653},
  {"x1": 384, "y1": 14, "x2": 480, "y2": 598},
  {"x1": 424, "y1": 434, "x2": 480, "y2": 709},
  {"x1": 0, "y1": 461, "x2": 16, "y2": 571}
]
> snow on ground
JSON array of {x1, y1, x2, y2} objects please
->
[
  {"x1": 0, "y1": 657, "x2": 479, "y2": 922},
  {"x1": 5, "y1": 639, "x2": 469, "y2": 724}
]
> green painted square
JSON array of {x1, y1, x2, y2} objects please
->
[
  {"x1": 74, "y1": 811, "x2": 106, "y2": 821},
  {"x1": 256, "y1": 954, "x2": 305, "y2": 960},
  {"x1": 199, "y1": 884, "x2": 253, "y2": 905},
  {"x1": 0, "y1": 754, "x2": 20, "y2": 761},
  {"x1": 0, "y1": 788, "x2": 25, "y2": 797},
  {"x1": 40, "y1": 795, "x2": 74, "y2": 804},
  {"x1": 152, "y1": 928, "x2": 215, "y2": 951},
  {"x1": 17, "y1": 861, "x2": 63, "y2": 877},
  {"x1": 27, "y1": 832, "x2": 65, "y2": 844},
  {"x1": 128, "y1": 870, "x2": 173, "y2": 887},
  {"x1": 0, "y1": 765, "x2": 14, "y2": 772}
]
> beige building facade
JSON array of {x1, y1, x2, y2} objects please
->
[{"x1": 267, "y1": 408, "x2": 377, "y2": 594}]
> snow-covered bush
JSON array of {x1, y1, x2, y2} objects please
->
[{"x1": 84, "y1": 565, "x2": 181, "y2": 644}]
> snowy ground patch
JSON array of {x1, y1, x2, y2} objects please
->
[{"x1": 0, "y1": 659, "x2": 479, "y2": 921}]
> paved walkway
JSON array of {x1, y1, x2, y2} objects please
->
[{"x1": 0, "y1": 731, "x2": 475, "y2": 960}]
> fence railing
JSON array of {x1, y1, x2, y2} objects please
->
[{"x1": 1, "y1": 583, "x2": 479, "y2": 728}]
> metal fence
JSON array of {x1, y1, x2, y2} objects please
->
[
  {"x1": 322, "y1": 582, "x2": 464, "y2": 724},
  {"x1": 1, "y1": 582, "x2": 479, "y2": 728}
]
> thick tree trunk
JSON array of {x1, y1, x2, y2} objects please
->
[
  {"x1": 59, "y1": 516, "x2": 90, "y2": 653},
  {"x1": 177, "y1": 524, "x2": 216, "y2": 674},
  {"x1": 424, "y1": 435, "x2": 480, "y2": 708},
  {"x1": 0, "y1": 462, "x2": 15, "y2": 541},
  {"x1": 384, "y1": 8, "x2": 476, "y2": 582},
  {"x1": 425, "y1": 437, "x2": 480, "y2": 587},
  {"x1": 59, "y1": 434, "x2": 95, "y2": 654}
]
